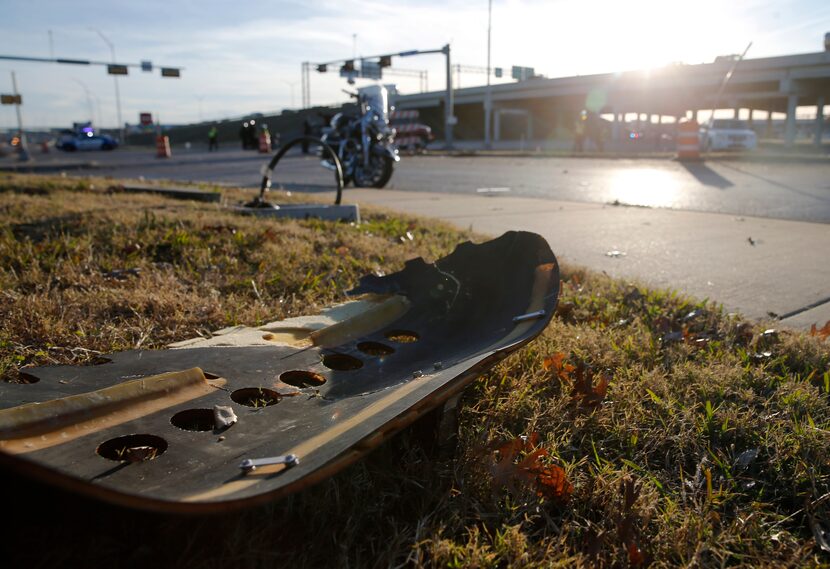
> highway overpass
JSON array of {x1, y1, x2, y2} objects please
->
[{"x1": 394, "y1": 51, "x2": 830, "y2": 146}]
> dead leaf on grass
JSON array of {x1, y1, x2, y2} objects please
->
[
  {"x1": 554, "y1": 301, "x2": 575, "y2": 321},
  {"x1": 202, "y1": 224, "x2": 237, "y2": 235},
  {"x1": 489, "y1": 433, "x2": 572, "y2": 503},
  {"x1": 570, "y1": 365, "x2": 610, "y2": 408},
  {"x1": 617, "y1": 478, "x2": 650, "y2": 566},
  {"x1": 810, "y1": 321, "x2": 830, "y2": 341},
  {"x1": 542, "y1": 352, "x2": 574, "y2": 377},
  {"x1": 544, "y1": 355, "x2": 610, "y2": 409}
]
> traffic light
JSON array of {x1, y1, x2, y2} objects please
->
[
  {"x1": 316, "y1": 64, "x2": 327, "y2": 73},
  {"x1": 379, "y1": 55, "x2": 392, "y2": 68},
  {"x1": 107, "y1": 64, "x2": 129, "y2": 76},
  {"x1": 161, "y1": 67, "x2": 181, "y2": 78}
]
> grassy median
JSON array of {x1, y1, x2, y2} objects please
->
[{"x1": 2, "y1": 173, "x2": 829, "y2": 568}]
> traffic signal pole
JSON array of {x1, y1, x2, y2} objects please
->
[
  {"x1": 305, "y1": 45, "x2": 455, "y2": 149},
  {"x1": 0, "y1": 53, "x2": 182, "y2": 146}
]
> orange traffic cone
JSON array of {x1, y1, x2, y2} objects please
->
[
  {"x1": 156, "y1": 135, "x2": 171, "y2": 158},
  {"x1": 676, "y1": 120, "x2": 701, "y2": 161}
]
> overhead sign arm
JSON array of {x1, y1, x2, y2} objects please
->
[
  {"x1": 303, "y1": 44, "x2": 456, "y2": 148},
  {"x1": 0, "y1": 54, "x2": 183, "y2": 77}
]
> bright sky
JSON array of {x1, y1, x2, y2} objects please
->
[{"x1": 1, "y1": 0, "x2": 829, "y2": 128}]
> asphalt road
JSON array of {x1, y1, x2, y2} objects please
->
[{"x1": 7, "y1": 147, "x2": 830, "y2": 223}]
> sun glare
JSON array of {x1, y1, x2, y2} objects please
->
[
  {"x1": 609, "y1": 168, "x2": 680, "y2": 208},
  {"x1": 521, "y1": 0, "x2": 747, "y2": 76}
]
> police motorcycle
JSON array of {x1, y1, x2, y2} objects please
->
[{"x1": 320, "y1": 85, "x2": 399, "y2": 188}]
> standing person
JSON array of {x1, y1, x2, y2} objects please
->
[
  {"x1": 208, "y1": 125, "x2": 218, "y2": 151},
  {"x1": 301, "y1": 118, "x2": 312, "y2": 154},
  {"x1": 574, "y1": 112, "x2": 586, "y2": 153},
  {"x1": 247, "y1": 119, "x2": 258, "y2": 150},
  {"x1": 240, "y1": 122, "x2": 249, "y2": 149}
]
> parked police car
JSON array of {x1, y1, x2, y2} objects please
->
[{"x1": 56, "y1": 129, "x2": 118, "y2": 151}]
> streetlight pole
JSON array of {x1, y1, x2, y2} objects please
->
[
  {"x1": 484, "y1": 0, "x2": 493, "y2": 149},
  {"x1": 91, "y1": 28, "x2": 124, "y2": 144},
  {"x1": 72, "y1": 79, "x2": 95, "y2": 124},
  {"x1": 283, "y1": 80, "x2": 298, "y2": 108},
  {"x1": 10, "y1": 71, "x2": 30, "y2": 161},
  {"x1": 444, "y1": 44, "x2": 454, "y2": 149}
]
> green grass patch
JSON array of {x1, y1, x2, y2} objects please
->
[{"x1": 2, "y1": 173, "x2": 829, "y2": 567}]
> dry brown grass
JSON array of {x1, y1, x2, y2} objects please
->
[
  {"x1": 0, "y1": 173, "x2": 468, "y2": 382},
  {"x1": 2, "y1": 173, "x2": 830, "y2": 568}
]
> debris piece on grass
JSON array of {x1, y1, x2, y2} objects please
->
[
  {"x1": 733, "y1": 448, "x2": 759, "y2": 471},
  {"x1": 102, "y1": 268, "x2": 141, "y2": 280},
  {"x1": 809, "y1": 511, "x2": 830, "y2": 554}
]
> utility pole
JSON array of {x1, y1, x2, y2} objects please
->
[
  {"x1": 484, "y1": 0, "x2": 493, "y2": 149},
  {"x1": 10, "y1": 71, "x2": 30, "y2": 161},
  {"x1": 91, "y1": 29, "x2": 124, "y2": 144}
]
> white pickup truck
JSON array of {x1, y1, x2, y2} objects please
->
[{"x1": 700, "y1": 119, "x2": 757, "y2": 151}]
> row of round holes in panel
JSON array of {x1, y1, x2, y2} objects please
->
[{"x1": 93, "y1": 329, "x2": 421, "y2": 462}]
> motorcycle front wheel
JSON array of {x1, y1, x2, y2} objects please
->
[{"x1": 353, "y1": 155, "x2": 394, "y2": 189}]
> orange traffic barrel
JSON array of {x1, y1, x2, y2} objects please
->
[
  {"x1": 258, "y1": 132, "x2": 271, "y2": 154},
  {"x1": 676, "y1": 120, "x2": 700, "y2": 161},
  {"x1": 156, "y1": 135, "x2": 171, "y2": 158}
]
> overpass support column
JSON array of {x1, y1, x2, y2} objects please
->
[
  {"x1": 612, "y1": 111, "x2": 620, "y2": 141},
  {"x1": 693, "y1": 109, "x2": 699, "y2": 122},
  {"x1": 733, "y1": 107, "x2": 740, "y2": 119},
  {"x1": 815, "y1": 96, "x2": 825, "y2": 147},
  {"x1": 785, "y1": 95, "x2": 798, "y2": 147},
  {"x1": 494, "y1": 109, "x2": 501, "y2": 142}
]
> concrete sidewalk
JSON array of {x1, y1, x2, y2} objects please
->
[{"x1": 345, "y1": 188, "x2": 830, "y2": 329}]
